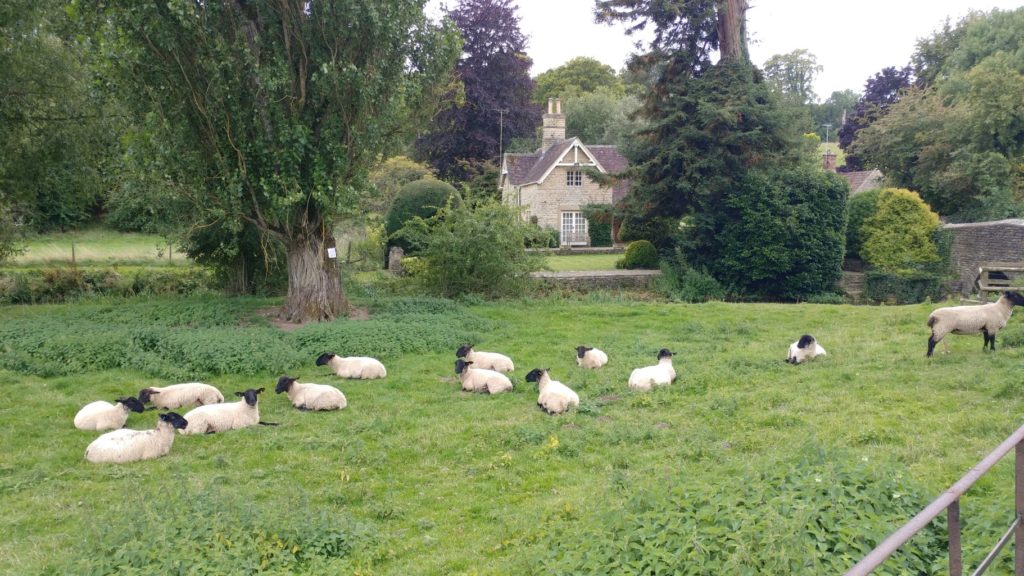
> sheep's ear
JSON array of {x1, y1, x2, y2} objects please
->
[
  {"x1": 234, "y1": 391, "x2": 245, "y2": 397},
  {"x1": 256, "y1": 387, "x2": 264, "y2": 394}
]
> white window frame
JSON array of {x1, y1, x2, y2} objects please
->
[
  {"x1": 566, "y1": 170, "x2": 582, "y2": 187},
  {"x1": 560, "y1": 211, "x2": 588, "y2": 246}
]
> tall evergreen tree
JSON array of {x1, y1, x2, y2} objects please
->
[{"x1": 414, "y1": 0, "x2": 539, "y2": 180}]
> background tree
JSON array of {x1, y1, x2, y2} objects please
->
[
  {"x1": 414, "y1": 0, "x2": 539, "y2": 181},
  {"x1": 82, "y1": 1, "x2": 460, "y2": 322},
  {"x1": 811, "y1": 89, "x2": 859, "y2": 141},
  {"x1": 837, "y1": 66, "x2": 913, "y2": 170},
  {"x1": 762, "y1": 49, "x2": 822, "y2": 106},
  {"x1": 533, "y1": 56, "x2": 624, "y2": 103}
]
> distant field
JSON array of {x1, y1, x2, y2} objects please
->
[
  {"x1": 819, "y1": 141, "x2": 846, "y2": 167},
  {"x1": 544, "y1": 253, "x2": 621, "y2": 271},
  {"x1": 12, "y1": 228, "x2": 184, "y2": 266}
]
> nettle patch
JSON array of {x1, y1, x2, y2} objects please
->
[{"x1": 534, "y1": 447, "x2": 945, "y2": 575}]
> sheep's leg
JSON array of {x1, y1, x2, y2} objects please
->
[
  {"x1": 991, "y1": 333, "x2": 997, "y2": 351},
  {"x1": 927, "y1": 335, "x2": 938, "y2": 357},
  {"x1": 982, "y1": 329, "x2": 994, "y2": 351}
]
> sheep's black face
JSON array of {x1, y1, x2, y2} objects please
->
[
  {"x1": 576, "y1": 346, "x2": 591, "y2": 359},
  {"x1": 657, "y1": 348, "x2": 674, "y2": 360},
  {"x1": 455, "y1": 359, "x2": 471, "y2": 374},
  {"x1": 315, "y1": 353, "x2": 335, "y2": 366},
  {"x1": 456, "y1": 344, "x2": 473, "y2": 358},
  {"x1": 119, "y1": 397, "x2": 146, "y2": 413},
  {"x1": 137, "y1": 388, "x2": 158, "y2": 404},
  {"x1": 1006, "y1": 292, "x2": 1024, "y2": 306},
  {"x1": 236, "y1": 388, "x2": 263, "y2": 406},
  {"x1": 160, "y1": 412, "x2": 188, "y2": 430},
  {"x1": 797, "y1": 335, "x2": 815, "y2": 349},
  {"x1": 275, "y1": 376, "x2": 296, "y2": 394},
  {"x1": 525, "y1": 369, "x2": 544, "y2": 383}
]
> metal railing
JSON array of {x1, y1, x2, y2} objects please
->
[{"x1": 846, "y1": 423, "x2": 1024, "y2": 575}]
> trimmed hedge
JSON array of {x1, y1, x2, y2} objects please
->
[
  {"x1": 864, "y1": 270, "x2": 948, "y2": 304},
  {"x1": 581, "y1": 204, "x2": 614, "y2": 247},
  {"x1": 616, "y1": 240, "x2": 659, "y2": 269},
  {"x1": 0, "y1": 267, "x2": 216, "y2": 304}
]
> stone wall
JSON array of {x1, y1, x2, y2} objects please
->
[
  {"x1": 943, "y1": 219, "x2": 1024, "y2": 295},
  {"x1": 517, "y1": 166, "x2": 613, "y2": 234},
  {"x1": 531, "y1": 270, "x2": 661, "y2": 290}
]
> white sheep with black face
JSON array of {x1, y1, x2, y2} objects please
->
[
  {"x1": 275, "y1": 376, "x2": 347, "y2": 411},
  {"x1": 74, "y1": 396, "x2": 146, "y2": 431},
  {"x1": 575, "y1": 345, "x2": 608, "y2": 369},
  {"x1": 138, "y1": 383, "x2": 224, "y2": 410},
  {"x1": 315, "y1": 353, "x2": 387, "y2": 379},
  {"x1": 85, "y1": 412, "x2": 188, "y2": 463},
  {"x1": 525, "y1": 368, "x2": 579, "y2": 415},
  {"x1": 454, "y1": 359, "x2": 513, "y2": 395},
  {"x1": 627, "y1": 349, "x2": 676, "y2": 391},
  {"x1": 179, "y1": 388, "x2": 264, "y2": 435},
  {"x1": 927, "y1": 291, "x2": 1024, "y2": 356},
  {"x1": 787, "y1": 335, "x2": 827, "y2": 364},
  {"x1": 456, "y1": 344, "x2": 514, "y2": 373}
]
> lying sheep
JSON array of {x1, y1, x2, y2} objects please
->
[
  {"x1": 74, "y1": 396, "x2": 146, "y2": 431},
  {"x1": 179, "y1": 388, "x2": 263, "y2": 435},
  {"x1": 138, "y1": 383, "x2": 224, "y2": 410},
  {"x1": 315, "y1": 353, "x2": 387, "y2": 379},
  {"x1": 456, "y1": 344, "x2": 514, "y2": 373},
  {"x1": 628, "y1": 349, "x2": 676, "y2": 391},
  {"x1": 275, "y1": 376, "x2": 347, "y2": 411},
  {"x1": 525, "y1": 368, "x2": 579, "y2": 415},
  {"x1": 927, "y1": 291, "x2": 1024, "y2": 356},
  {"x1": 455, "y1": 359, "x2": 513, "y2": 395},
  {"x1": 787, "y1": 335, "x2": 827, "y2": 364},
  {"x1": 85, "y1": 412, "x2": 188, "y2": 463},
  {"x1": 575, "y1": 345, "x2": 608, "y2": 369}
]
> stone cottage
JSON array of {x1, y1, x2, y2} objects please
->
[{"x1": 500, "y1": 98, "x2": 629, "y2": 246}]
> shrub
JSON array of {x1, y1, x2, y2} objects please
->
[
  {"x1": 861, "y1": 188, "x2": 941, "y2": 273},
  {"x1": 581, "y1": 204, "x2": 615, "y2": 247},
  {"x1": 367, "y1": 155, "x2": 434, "y2": 213},
  {"x1": 524, "y1": 224, "x2": 559, "y2": 249},
  {"x1": 616, "y1": 240, "x2": 659, "y2": 269},
  {"x1": 394, "y1": 199, "x2": 544, "y2": 298},
  {"x1": 864, "y1": 270, "x2": 949, "y2": 304},
  {"x1": 845, "y1": 189, "x2": 881, "y2": 259},
  {"x1": 384, "y1": 178, "x2": 459, "y2": 253},
  {"x1": 0, "y1": 267, "x2": 215, "y2": 304},
  {"x1": 534, "y1": 447, "x2": 945, "y2": 574}
]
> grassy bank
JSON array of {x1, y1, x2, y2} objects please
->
[
  {"x1": 10, "y1": 228, "x2": 185, "y2": 267},
  {"x1": 2, "y1": 295, "x2": 1022, "y2": 573}
]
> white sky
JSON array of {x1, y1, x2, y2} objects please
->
[{"x1": 426, "y1": 0, "x2": 1024, "y2": 101}]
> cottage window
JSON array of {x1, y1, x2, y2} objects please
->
[
  {"x1": 566, "y1": 170, "x2": 582, "y2": 187},
  {"x1": 561, "y1": 211, "x2": 588, "y2": 246}
]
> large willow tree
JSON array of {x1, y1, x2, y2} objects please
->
[{"x1": 80, "y1": 1, "x2": 460, "y2": 321}]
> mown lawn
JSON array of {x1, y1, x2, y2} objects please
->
[
  {"x1": 2, "y1": 294, "x2": 1023, "y2": 574},
  {"x1": 543, "y1": 253, "x2": 621, "y2": 271},
  {"x1": 10, "y1": 227, "x2": 184, "y2": 267}
]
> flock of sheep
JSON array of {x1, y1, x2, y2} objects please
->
[{"x1": 73, "y1": 290, "x2": 1024, "y2": 465}]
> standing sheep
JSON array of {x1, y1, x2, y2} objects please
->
[
  {"x1": 525, "y1": 368, "x2": 579, "y2": 415},
  {"x1": 315, "y1": 353, "x2": 387, "y2": 380},
  {"x1": 84, "y1": 412, "x2": 188, "y2": 463},
  {"x1": 179, "y1": 388, "x2": 264, "y2": 435},
  {"x1": 455, "y1": 359, "x2": 513, "y2": 394},
  {"x1": 275, "y1": 376, "x2": 348, "y2": 411},
  {"x1": 628, "y1": 349, "x2": 676, "y2": 391},
  {"x1": 575, "y1": 345, "x2": 608, "y2": 369},
  {"x1": 138, "y1": 383, "x2": 224, "y2": 410},
  {"x1": 74, "y1": 396, "x2": 146, "y2": 431},
  {"x1": 787, "y1": 335, "x2": 827, "y2": 364},
  {"x1": 927, "y1": 291, "x2": 1024, "y2": 356},
  {"x1": 456, "y1": 344, "x2": 514, "y2": 373}
]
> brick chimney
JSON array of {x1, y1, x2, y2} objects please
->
[
  {"x1": 542, "y1": 97, "x2": 565, "y2": 150},
  {"x1": 822, "y1": 150, "x2": 837, "y2": 173}
]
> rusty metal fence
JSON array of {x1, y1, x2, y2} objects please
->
[{"x1": 846, "y1": 423, "x2": 1024, "y2": 575}]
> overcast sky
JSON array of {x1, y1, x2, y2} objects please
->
[{"x1": 426, "y1": 0, "x2": 1024, "y2": 100}]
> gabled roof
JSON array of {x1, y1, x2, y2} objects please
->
[
  {"x1": 503, "y1": 139, "x2": 630, "y2": 189},
  {"x1": 840, "y1": 169, "x2": 884, "y2": 195}
]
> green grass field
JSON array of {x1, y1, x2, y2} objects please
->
[
  {"x1": 2, "y1": 294, "x2": 1023, "y2": 573},
  {"x1": 10, "y1": 228, "x2": 184, "y2": 267},
  {"x1": 543, "y1": 253, "x2": 621, "y2": 271}
]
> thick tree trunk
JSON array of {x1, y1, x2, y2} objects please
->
[
  {"x1": 281, "y1": 231, "x2": 347, "y2": 323},
  {"x1": 717, "y1": 0, "x2": 749, "y2": 63}
]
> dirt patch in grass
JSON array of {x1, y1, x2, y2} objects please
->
[
  {"x1": 597, "y1": 394, "x2": 621, "y2": 405},
  {"x1": 256, "y1": 305, "x2": 371, "y2": 331}
]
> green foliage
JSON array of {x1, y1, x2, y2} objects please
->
[
  {"x1": 0, "y1": 296, "x2": 487, "y2": 379},
  {"x1": 684, "y1": 167, "x2": 847, "y2": 301},
  {"x1": 563, "y1": 88, "x2": 645, "y2": 149},
  {"x1": 533, "y1": 56, "x2": 624, "y2": 104},
  {"x1": 863, "y1": 270, "x2": 949, "y2": 304},
  {"x1": 846, "y1": 189, "x2": 882, "y2": 259},
  {"x1": 524, "y1": 225, "x2": 559, "y2": 249},
  {"x1": 385, "y1": 179, "x2": 460, "y2": 253},
  {"x1": 657, "y1": 251, "x2": 728, "y2": 302},
  {"x1": 368, "y1": 156, "x2": 435, "y2": 214},
  {"x1": 762, "y1": 49, "x2": 823, "y2": 105},
  {"x1": 616, "y1": 240, "x2": 659, "y2": 270},
  {"x1": 0, "y1": 267, "x2": 215, "y2": 304},
  {"x1": 861, "y1": 188, "x2": 941, "y2": 273},
  {"x1": 396, "y1": 199, "x2": 544, "y2": 298},
  {"x1": 581, "y1": 204, "x2": 615, "y2": 247},
  {"x1": 535, "y1": 447, "x2": 945, "y2": 574}
]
